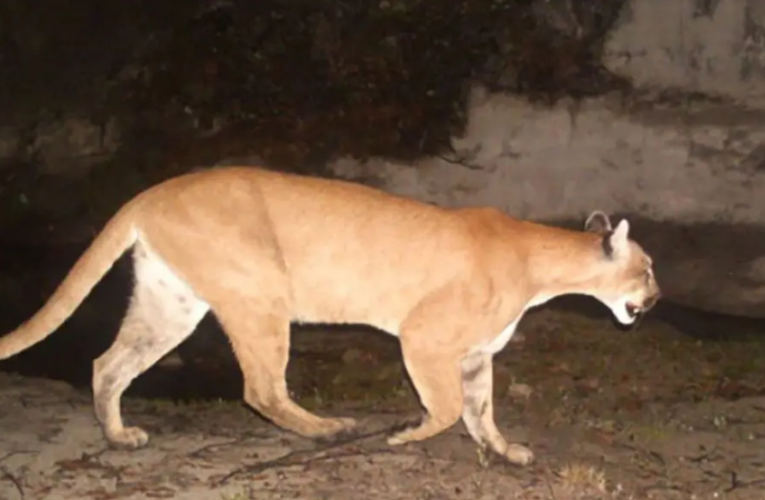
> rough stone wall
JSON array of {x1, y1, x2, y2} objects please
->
[
  {"x1": 331, "y1": 86, "x2": 765, "y2": 225},
  {"x1": 604, "y1": 0, "x2": 765, "y2": 107}
]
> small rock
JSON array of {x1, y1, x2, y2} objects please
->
[
  {"x1": 744, "y1": 255, "x2": 765, "y2": 280},
  {"x1": 32, "y1": 117, "x2": 121, "y2": 175},
  {"x1": 341, "y1": 347, "x2": 366, "y2": 365},
  {"x1": 156, "y1": 352, "x2": 185, "y2": 369},
  {"x1": 594, "y1": 419, "x2": 619, "y2": 434},
  {"x1": 550, "y1": 362, "x2": 571, "y2": 374},
  {"x1": 507, "y1": 382, "x2": 533, "y2": 400},
  {"x1": 510, "y1": 330, "x2": 526, "y2": 343},
  {"x1": 575, "y1": 377, "x2": 600, "y2": 391},
  {"x1": 0, "y1": 126, "x2": 21, "y2": 162},
  {"x1": 376, "y1": 361, "x2": 403, "y2": 381}
]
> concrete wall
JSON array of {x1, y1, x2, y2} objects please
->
[
  {"x1": 603, "y1": 0, "x2": 765, "y2": 108},
  {"x1": 330, "y1": 86, "x2": 765, "y2": 225}
]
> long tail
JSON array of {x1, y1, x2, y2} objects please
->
[{"x1": 0, "y1": 206, "x2": 138, "y2": 359}]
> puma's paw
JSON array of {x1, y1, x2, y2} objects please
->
[
  {"x1": 308, "y1": 417, "x2": 358, "y2": 438},
  {"x1": 505, "y1": 443, "x2": 534, "y2": 465},
  {"x1": 108, "y1": 426, "x2": 150, "y2": 450},
  {"x1": 386, "y1": 434, "x2": 407, "y2": 446},
  {"x1": 310, "y1": 417, "x2": 360, "y2": 444},
  {"x1": 386, "y1": 425, "x2": 418, "y2": 446},
  {"x1": 327, "y1": 417, "x2": 358, "y2": 434}
]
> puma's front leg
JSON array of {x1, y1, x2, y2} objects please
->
[{"x1": 461, "y1": 353, "x2": 534, "y2": 465}]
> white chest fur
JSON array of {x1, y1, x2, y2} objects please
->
[
  {"x1": 479, "y1": 318, "x2": 521, "y2": 355},
  {"x1": 474, "y1": 293, "x2": 555, "y2": 355}
]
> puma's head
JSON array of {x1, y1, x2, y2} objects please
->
[{"x1": 583, "y1": 210, "x2": 661, "y2": 325}]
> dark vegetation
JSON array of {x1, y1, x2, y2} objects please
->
[{"x1": 0, "y1": 0, "x2": 628, "y2": 238}]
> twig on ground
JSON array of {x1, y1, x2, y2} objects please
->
[
  {"x1": 188, "y1": 438, "x2": 246, "y2": 459},
  {"x1": 0, "y1": 466, "x2": 24, "y2": 499},
  {"x1": 215, "y1": 426, "x2": 401, "y2": 486},
  {"x1": 435, "y1": 152, "x2": 486, "y2": 171},
  {"x1": 685, "y1": 445, "x2": 719, "y2": 463},
  {"x1": 0, "y1": 451, "x2": 35, "y2": 466},
  {"x1": 543, "y1": 464, "x2": 558, "y2": 500},
  {"x1": 724, "y1": 471, "x2": 765, "y2": 493}
]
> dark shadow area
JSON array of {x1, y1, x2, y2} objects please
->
[
  {"x1": 0, "y1": 0, "x2": 630, "y2": 240},
  {"x1": 549, "y1": 295, "x2": 765, "y2": 342}
]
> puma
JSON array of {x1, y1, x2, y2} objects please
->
[{"x1": 0, "y1": 166, "x2": 660, "y2": 465}]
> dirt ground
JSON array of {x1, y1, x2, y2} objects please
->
[{"x1": 2, "y1": 298, "x2": 765, "y2": 500}]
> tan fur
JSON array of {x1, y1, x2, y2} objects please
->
[{"x1": 0, "y1": 166, "x2": 660, "y2": 464}]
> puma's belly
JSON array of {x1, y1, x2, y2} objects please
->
[
  {"x1": 474, "y1": 318, "x2": 521, "y2": 356},
  {"x1": 290, "y1": 281, "x2": 404, "y2": 337}
]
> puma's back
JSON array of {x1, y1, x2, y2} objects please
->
[{"x1": 130, "y1": 167, "x2": 479, "y2": 330}]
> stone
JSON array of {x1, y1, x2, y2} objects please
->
[
  {"x1": 0, "y1": 126, "x2": 21, "y2": 163},
  {"x1": 603, "y1": 0, "x2": 765, "y2": 108},
  {"x1": 31, "y1": 117, "x2": 121, "y2": 176},
  {"x1": 507, "y1": 383, "x2": 534, "y2": 400}
]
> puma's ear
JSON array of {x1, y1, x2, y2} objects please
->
[
  {"x1": 584, "y1": 210, "x2": 612, "y2": 234},
  {"x1": 602, "y1": 219, "x2": 631, "y2": 258}
]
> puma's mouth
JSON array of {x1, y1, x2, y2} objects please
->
[
  {"x1": 625, "y1": 302, "x2": 641, "y2": 319},
  {"x1": 626, "y1": 292, "x2": 661, "y2": 319}
]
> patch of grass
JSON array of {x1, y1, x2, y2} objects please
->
[
  {"x1": 220, "y1": 491, "x2": 249, "y2": 500},
  {"x1": 143, "y1": 396, "x2": 241, "y2": 412},
  {"x1": 557, "y1": 461, "x2": 607, "y2": 494},
  {"x1": 625, "y1": 422, "x2": 672, "y2": 444}
]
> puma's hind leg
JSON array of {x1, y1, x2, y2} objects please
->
[
  {"x1": 213, "y1": 299, "x2": 356, "y2": 438},
  {"x1": 92, "y1": 242, "x2": 209, "y2": 449},
  {"x1": 387, "y1": 321, "x2": 465, "y2": 446}
]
